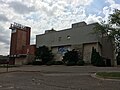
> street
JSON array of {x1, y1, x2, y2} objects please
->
[{"x1": 0, "y1": 65, "x2": 120, "y2": 90}]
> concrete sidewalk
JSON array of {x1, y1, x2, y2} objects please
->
[{"x1": 0, "y1": 65, "x2": 120, "y2": 74}]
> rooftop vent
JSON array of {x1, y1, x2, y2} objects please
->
[
  {"x1": 45, "y1": 28, "x2": 56, "y2": 34},
  {"x1": 72, "y1": 22, "x2": 87, "y2": 28}
]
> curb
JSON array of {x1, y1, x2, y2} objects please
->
[
  {"x1": 0, "y1": 70, "x2": 42, "y2": 74},
  {"x1": 91, "y1": 73, "x2": 120, "y2": 81}
]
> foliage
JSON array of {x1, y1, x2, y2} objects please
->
[
  {"x1": 93, "y1": 22, "x2": 108, "y2": 37},
  {"x1": 93, "y1": 9, "x2": 120, "y2": 55},
  {"x1": 65, "y1": 61, "x2": 76, "y2": 66},
  {"x1": 77, "y1": 60, "x2": 85, "y2": 66},
  {"x1": 109, "y1": 9, "x2": 120, "y2": 26},
  {"x1": 117, "y1": 52, "x2": 120, "y2": 65},
  {"x1": 91, "y1": 47, "x2": 105, "y2": 67},
  {"x1": 32, "y1": 61, "x2": 43, "y2": 65},
  {"x1": 63, "y1": 49, "x2": 80, "y2": 66},
  {"x1": 46, "y1": 61, "x2": 64, "y2": 65},
  {"x1": 46, "y1": 60, "x2": 55, "y2": 66},
  {"x1": 54, "y1": 61, "x2": 64, "y2": 65},
  {"x1": 35, "y1": 46, "x2": 54, "y2": 64}
]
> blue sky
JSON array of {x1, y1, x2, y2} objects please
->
[{"x1": 0, "y1": 0, "x2": 120, "y2": 55}]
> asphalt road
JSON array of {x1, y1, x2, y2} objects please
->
[{"x1": 0, "y1": 65, "x2": 120, "y2": 90}]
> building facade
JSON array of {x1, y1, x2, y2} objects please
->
[
  {"x1": 36, "y1": 22, "x2": 115, "y2": 66},
  {"x1": 9, "y1": 22, "x2": 35, "y2": 65}
]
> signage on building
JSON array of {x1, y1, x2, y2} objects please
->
[{"x1": 10, "y1": 22, "x2": 25, "y2": 30}]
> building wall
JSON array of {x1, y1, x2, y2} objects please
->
[
  {"x1": 16, "y1": 29, "x2": 27, "y2": 54},
  {"x1": 10, "y1": 26, "x2": 31, "y2": 56},
  {"x1": 36, "y1": 22, "x2": 115, "y2": 65},
  {"x1": 51, "y1": 43, "x2": 101, "y2": 63},
  {"x1": 9, "y1": 23, "x2": 34, "y2": 65},
  {"x1": 15, "y1": 57, "x2": 27, "y2": 65},
  {"x1": 36, "y1": 22, "x2": 99, "y2": 48},
  {"x1": 10, "y1": 32, "x2": 17, "y2": 55},
  {"x1": 83, "y1": 43, "x2": 100, "y2": 63},
  {"x1": 36, "y1": 22, "x2": 101, "y2": 62},
  {"x1": 101, "y1": 37, "x2": 115, "y2": 66},
  {"x1": 52, "y1": 45, "x2": 71, "y2": 61}
]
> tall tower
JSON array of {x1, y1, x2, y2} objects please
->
[{"x1": 9, "y1": 22, "x2": 31, "y2": 64}]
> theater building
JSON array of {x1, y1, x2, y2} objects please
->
[
  {"x1": 9, "y1": 22, "x2": 35, "y2": 65},
  {"x1": 36, "y1": 22, "x2": 116, "y2": 66}
]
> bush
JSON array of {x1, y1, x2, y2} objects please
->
[
  {"x1": 91, "y1": 47, "x2": 105, "y2": 67},
  {"x1": 117, "y1": 52, "x2": 120, "y2": 65},
  {"x1": 46, "y1": 61, "x2": 55, "y2": 66},
  {"x1": 46, "y1": 61, "x2": 64, "y2": 65},
  {"x1": 66, "y1": 61, "x2": 76, "y2": 66},
  {"x1": 32, "y1": 61, "x2": 43, "y2": 65},
  {"x1": 54, "y1": 61, "x2": 64, "y2": 65},
  {"x1": 77, "y1": 60, "x2": 85, "y2": 66},
  {"x1": 62, "y1": 49, "x2": 80, "y2": 65},
  {"x1": 35, "y1": 46, "x2": 54, "y2": 64}
]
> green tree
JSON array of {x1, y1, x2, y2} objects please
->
[
  {"x1": 62, "y1": 49, "x2": 83, "y2": 65},
  {"x1": 117, "y1": 52, "x2": 120, "y2": 65},
  {"x1": 109, "y1": 9, "x2": 120, "y2": 53},
  {"x1": 35, "y1": 46, "x2": 54, "y2": 64},
  {"x1": 94, "y1": 9, "x2": 120, "y2": 57},
  {"x1": 91, "y1": 47, "x2": 105, "y2": 66}
]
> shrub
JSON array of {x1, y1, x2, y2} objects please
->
[
  {"x1": 91, "y1": 47, "x2": 105, "y2": 67},
  {"x1": 66, "y1": 61, "x2": 76, "y2": 66},
  {"x1": 54, "y1": 61, "x2": 64, "y2": 65},
  {"x1": 32, "y1": 61, "x2": 43, "y2": 65},
  {"x1": 117, "y1": 52, "x2": 120, "y2": 65},
  {"x1": 77, "y1": 60, "x2": 85, "y2": 66},
  {"x1": 46, "y1": 61, "x2": 55, "y2": 66},
  {"x1": 62, "y1": 49, "x2": 80, "y2": 65},
  {"x1": 35, "y1": 46, "x2": 54, "y2": 64}
]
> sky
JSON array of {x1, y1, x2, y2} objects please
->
[{"x1": 0, "y1": 0, "x2": 120, "y2": 55}]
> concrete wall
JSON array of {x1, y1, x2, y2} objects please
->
[
  {"x1": 15, "y1": 57, "x2": 27, "y2": 65},
  {"x1": 51, "y1": 45, "x2": 71, "y2": 61},
  {"x1": 83, "y1": 43, "x2": 100, "y2": 64},
  {"x1": 36, "y1": 22, "x2": 115, "y2": 65},
  {"x1": 15, "y1": 55, "x2": 35, "y2": 65},
  {"x1": 36, "y1": 22, "x2": 99, "y2": 48},
  {"x1": 101, "y1": 37, "x2": 115, "y2": 66}
]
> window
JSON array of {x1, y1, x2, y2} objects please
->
[
  {"x1": 58, "y1": 37, "x2": 61, "y2": 41},
  {"x1": 67, "y1": 35, "x2": 71, "y2": 40}
]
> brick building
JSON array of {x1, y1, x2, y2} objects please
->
[{"x1": 9, "y1": 22, "x2": 35, "y2": 65}]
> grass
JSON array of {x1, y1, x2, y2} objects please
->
[{"x1": 96, "y1": 72, "x2": 120, "y2": 79}]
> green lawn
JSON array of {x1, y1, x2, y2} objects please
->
[{"x1": 96, "y1": 72, "x2": 120, "y2": 79}]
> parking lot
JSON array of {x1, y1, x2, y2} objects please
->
[{"x1": 0, "y1": 65, "x2": 120, "y2": 90}]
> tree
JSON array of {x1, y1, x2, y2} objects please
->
[
  {"x1": 91, "y1": 47, "x2": 105, "y2": 66},
  {"x1": 62, "y1": 49, "x2": 84, "y2": 66},
  {"x1": 63, "y1": 49, "x2": 77, "y2": 65},
  {"x1": 94, "y1": 9, "x2": 120, "y2": 57},
  {"x1": 117, "y1": 52, "x2": 120, "y2": 65},
  {"x1": 35, "y1": 46, "x2": 54, "y2": 64}
]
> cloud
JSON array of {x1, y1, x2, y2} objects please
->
[
  {"x1": 110, "y1": 4, "x2": 120, "y2": 10},
  {"x1": 0, "y1": 24, "x2": 10, "y2": 55},
  {"x1": 105, "y1": 0, "x2": 115, "y2": 5},
  {"x1": 85, "y1": 14, "x2": 102, "y2": 24},
  {"x1": 102, "y1": 0, "x2": 120, "y2": 22},
  {"x1": 8, "y1": 1, "x2": 36, "y2": 14},
  {"x1": 0, "y1": 0, "x2": 120, "y2": 55},
  {"x1": 0, "y1": 14, "x2": 9, "y2": 22},
  {"x1": 0, "y1": 43, "x2": 9, "y2": 55},
  {"x1": 0, "y1": 25, "x2": 10, "y2": 45}
]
